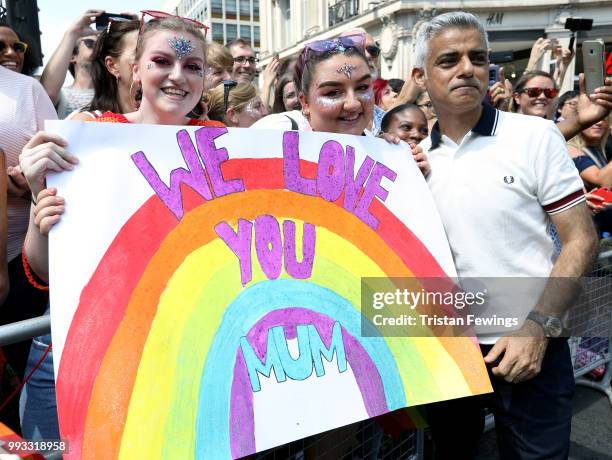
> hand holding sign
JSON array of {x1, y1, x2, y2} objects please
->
[{"x1": 19, "y1": 132, "x2": 78, "y2": 197}]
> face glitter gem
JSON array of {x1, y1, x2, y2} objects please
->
[
  {"x1": 168, "y1": 36, "x2": 195, "y2": 60},
  {"x1": 147, "y1": 63, "x2": 154, "y2": 69},
  {"x1": 337, "y1": 63, "x2": 356, "y2": 79}
]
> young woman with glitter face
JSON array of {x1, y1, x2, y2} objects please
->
[
  {"x1": 293, "y1": 34, "x2": 430, "y2": 175},
  {"x1": 296, "y1": 36, "x2": 374, "y2": 136},
  {"x1": 19, "y1": 14, "x2": 224, "y2": 281}
]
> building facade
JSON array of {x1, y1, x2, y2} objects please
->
[
  {"x1": 163, "y1": 0, "x2": 261, "y2": 49},
  {"x1": 259, "y1": 0, "x2": 612, "y2": 88}
]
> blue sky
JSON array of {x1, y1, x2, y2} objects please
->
[{"x1": 37, "y1": 0, "x2": 165, "y2": 72}]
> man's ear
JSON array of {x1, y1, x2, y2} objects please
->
[{"x1": 412, "y1": 67, "x2": 426, "y2": 90}]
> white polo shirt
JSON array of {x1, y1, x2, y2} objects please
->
[{"x1": 422, "y1": 103, "x2": 584, "y2": 343}]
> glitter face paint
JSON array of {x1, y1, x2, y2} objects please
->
[
  {"x1": 243, "y1": 98, "x2": 264, "y2": 117},
  {"x1": 315, "y1": 96, "x2": 344, "y2": 109},
  {"x1": 244, "y1": 102, "x2": 257, "y2": 117},
  {"x1": 358, "y1": 89, "x2": 374, "y2": 103},
  {"x1": 168, "y1": 36, "x2": 195, "y2": 60},
  {"x1": 147, "y1": 63, "x2": 154, "y2": 69},
  {"x1": 315, "y1": 88, "x2": 372, "y2": 109},
  {"x1": 336, "y1": 63, "x2": 356, "y2": 79},
  {"x1": 233, "y1": 97, "x2": 267, "y2": 127}
]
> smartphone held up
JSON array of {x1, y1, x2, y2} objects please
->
[
  {"x1": 583, "y1": 39, "x2": 606, "y2": 95},
  {"x1": 488, "y1": 64, "x2": 500, "y2": 87}
]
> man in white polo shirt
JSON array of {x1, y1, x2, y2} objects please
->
[{"x1": 412, "y1": 11, "x2": 599, "y2": 459}]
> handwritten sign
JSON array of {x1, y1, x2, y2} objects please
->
[{"x1": 46, "y1": 121, "x2": 491, "y2": 459}]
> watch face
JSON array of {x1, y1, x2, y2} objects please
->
[{"x1": 545, "y1": 318, "x2": 563, "y2": 337}]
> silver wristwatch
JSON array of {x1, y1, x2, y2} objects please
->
[{"x1": 526, "y1": 311, "x2": 564, "y2": 338}]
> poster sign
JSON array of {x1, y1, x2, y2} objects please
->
[{"x1": 47, "y1": 121, "x2": 491, "y2": 459}]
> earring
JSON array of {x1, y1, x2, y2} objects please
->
[{"x1": 129, "y1": 80, "x2": 142, "y2": 102}]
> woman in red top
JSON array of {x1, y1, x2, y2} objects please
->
[{"x1": 20, "y1": 14, "x2": 223, "y2": 281}]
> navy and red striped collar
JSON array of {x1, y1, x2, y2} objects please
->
[{"x1": 430, "y1": 102, "x2": 499, "y2": 150}]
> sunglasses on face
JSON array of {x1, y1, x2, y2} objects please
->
[
  {"x1": 519, "y1": 87, "x2": 559, "y2": 99},
  {"x1": 0, "y1": 40, "x2": 27, "y2": 54},
  {"x1": 233, "y1": 56, "x2": 257, "y2": 64},
  {"x1": 80, "y1": 38, "x2": 95, "y2": 49},
  {"x1": 139, "y1": 9, "x2": 209, "y2": 38},
  {"x1": 366, "y1": 45, "x2": 380, "y2": 58}
]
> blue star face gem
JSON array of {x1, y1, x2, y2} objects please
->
[{"x1": 168, "y1": 36, "x2": 195, "y2": 60}]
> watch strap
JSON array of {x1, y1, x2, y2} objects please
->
[{"x1": 526, "y1": 311, "x2": 564, "y2": 338}]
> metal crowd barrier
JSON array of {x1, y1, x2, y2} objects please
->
[
  {"x1": 0, "y1": 315, "x2": 50, "y2": 346},
  {"x1": 258, "y1": 420, "x2": 423, "y2": 459},
  {"x1": 483, "y1": 248, "x2": 612, "y2": 434},
  {"x1": 568, "y1": 249, "x2": 612, "y2": 406}
]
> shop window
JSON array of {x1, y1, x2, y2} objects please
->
[
  {"x1": 211, "y1": 0, "x2": 223, "y2": 18},
  {"x1": 227, "y1": 23, "x2": 238, "y2": 42},
  {"x1": 240, "y1": 25, "x2": 252, "y2": 44},
  {"x1": 226, "y1": 0, "x2": 237, "y2": 20},
  {"x1": 253, "y1": 1, "x2": 259, "y2": 20},
  {"x1": 254, "y1": 25, "x2": 260, "y2": 48},
  {"x1": 239, "y1": 0, "x2": 251, "y2": 21},
  {"x1": 212, "y1": 22, "x2": 224, "y2": 44}
]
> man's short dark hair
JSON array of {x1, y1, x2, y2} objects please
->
[{"x1": 226, "y1": 38, "x2": 251, "y2": 50}]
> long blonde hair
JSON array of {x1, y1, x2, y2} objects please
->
[
  {"x1": 206, "y1": 82, "x2": 257, "y2": 122},
  {"x1": 568, "y1": 115, "x2": 611, "y2": 155}
]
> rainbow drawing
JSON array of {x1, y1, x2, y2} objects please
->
[{"x1": 48, "y1": 123, "x2": 492, "y2": 459}]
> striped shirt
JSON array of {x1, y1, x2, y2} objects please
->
[
  {"x1": 0, "y1": 66, "x2": 57, "y2": 261},
  {"x1": 56, "y1": 87, "x2": 94, "y2": 120}
]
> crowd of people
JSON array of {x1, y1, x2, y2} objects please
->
[{"x1": 1, "y1": 6, "x2": 612, "y2": 459}]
